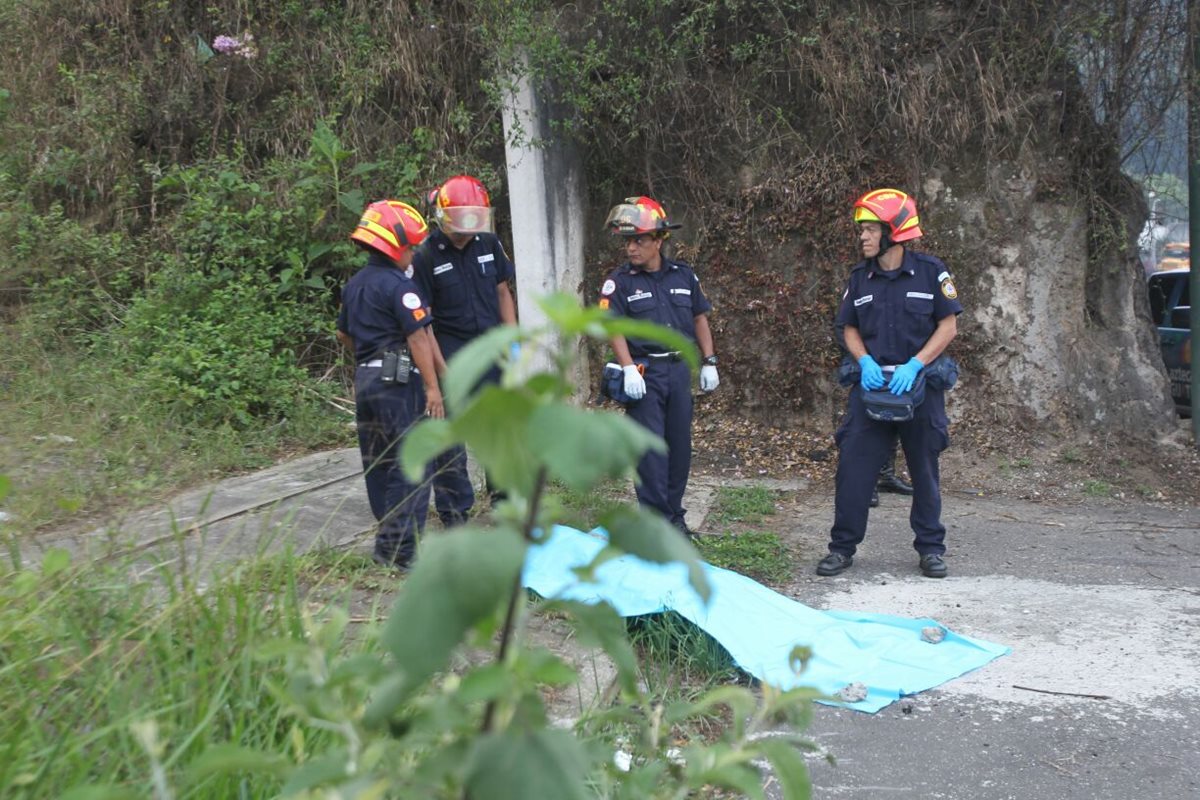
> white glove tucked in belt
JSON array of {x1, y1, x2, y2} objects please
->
[{"x1": 622, "y1": 364, "x2": 647, "y2": 400}]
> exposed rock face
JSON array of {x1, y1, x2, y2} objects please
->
[{"x1": 923, "y1": 164, "x2": 1176, "y2": 438}]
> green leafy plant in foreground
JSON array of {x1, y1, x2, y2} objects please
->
[{"x1": 182, "y1": 294, "x2": 821, "y2": 798}]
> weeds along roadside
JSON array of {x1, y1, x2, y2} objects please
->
[
  {"x1": 0, "y1": 534, "x2": 365, "y2": 798},
  {"x1": 0, "y1": 477, "x2": 818, "y2": 798}
]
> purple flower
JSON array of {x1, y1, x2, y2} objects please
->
[{"x1": 212, "y1": 32, "x2": 257, "y2": 59}]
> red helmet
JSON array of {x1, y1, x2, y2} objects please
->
[
  {"x1": 434, "y1": 174, "x2": 493, "y2": 234},
  {"x1": 605, "y1": 195, "x2": 682, "y2": 237},
  {"x1": 349, "y1": 200, "x2": 429, "y2": 263},
  {"x1": 853, "y1": 188, "x2": 923, "y2": 243}
]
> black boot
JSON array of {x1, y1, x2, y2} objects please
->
[{"x1": 877, "y1": 455, "x2": 914, "y2": 495}]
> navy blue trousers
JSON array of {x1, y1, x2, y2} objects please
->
[
  {"x1": 429, "y1": 331, "x2": 505, "y2": 524},
  {"x1": 626, "y1": 358, "x2": 693, "y2": 527},
  {"x1": 355, "y1": 366, "x2": 430, "y2": 564},
  {"x1": 828, "y1": 386, "x2": 950, "y2": 557}
]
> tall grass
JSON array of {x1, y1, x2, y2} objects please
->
[{"x1": 0, "y1": 538, "x2": 377, "y2": 799}]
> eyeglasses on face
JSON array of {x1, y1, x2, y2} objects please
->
[{"x1": 624, "y1": 234, "x2": 657, "y2": 246}]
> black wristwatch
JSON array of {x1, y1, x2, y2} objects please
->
[{"x1": 702, "y1": 355, "x2": 718, "y2": 366}]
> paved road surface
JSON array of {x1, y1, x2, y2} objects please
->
[{"x1": 23, "y1": 448, "x2": 1199, "y2": 799}]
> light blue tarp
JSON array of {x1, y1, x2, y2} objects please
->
[{"x1": 522, "y1": 525, "x2": 1010, "y2": 713}]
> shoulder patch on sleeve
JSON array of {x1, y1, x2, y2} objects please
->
[
  {"x1": 937, "y1": 271, "x2": 951, "y2": 283},
  {"x1": 402, "y1": 292, "x2": 422, "y2": 310},
  {"x1": 599, "y1": 298, "x2": 610, "y2": 310},
  {"x1": 601, "y1": 279, "x2": 616, "y2": 296},
  {"x1": 941, "y1": 279, "x2": 958, "y2": 300}
]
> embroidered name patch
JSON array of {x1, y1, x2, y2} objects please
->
[
  {"x1": 477, "y1": 253, "x2": 495, "y2": 263},
  {"x1": 670, "y1": 288, "x2": 692, "y2": 296},
  {"x1": 433, "y1": 263, "x2": 454, "y2": 275},
  {"x1": 853, "y1": 294, "x2": 874, "y2": 307},
  {"x1": 627, "y1": 291, "x2": 652, "y2": 302},
  {"x1": 906, "y1": 291, "x2": 934, "y2": 300}
]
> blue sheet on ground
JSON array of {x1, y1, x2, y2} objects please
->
[{"x1": 522, "y1": 525, "x2": 1010, "y2": 713}]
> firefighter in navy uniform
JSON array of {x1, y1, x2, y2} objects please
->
[
  {"x1": 410, "y1": 175, "x2": 517, "y2": 526},
  {"x1": 816, "y1": 189, "x2": 962, "y2": 579},
  {"x1": 337, "y1": 200, "x2": 446, "y2": 571},
  {"x1": 599, "y1": 196, "x2": 719, "y2": 536}
]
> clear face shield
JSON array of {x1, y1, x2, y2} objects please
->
[
  {"x1": 604, "y1": 203, "x2": 653, "y2": 235},
  {"x1": 436, "y1": 205, "x2": 494, "y2": 235}
]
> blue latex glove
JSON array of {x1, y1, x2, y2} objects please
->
[
  {"x1": 889, "y1": 356, "x2": 925, "y2": 394},
  {"x1": 858, "y1": 355, "x2": 886, "y2": 390},
  {"x1": 509, "y1": 341, "x2": 521, "y2": 361}
]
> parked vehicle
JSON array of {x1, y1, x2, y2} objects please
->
[
  {"x1": 1147, "y1": 269, "x2": 1192, "y2": 416},
  {"x1": 1157, "y1": 242, "x2": 1189, "y2": 272}
]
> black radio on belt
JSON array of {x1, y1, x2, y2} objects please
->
[{"x1": 379, "y1": 350, "x2": 412, "y2": 384}]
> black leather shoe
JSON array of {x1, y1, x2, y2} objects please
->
[
  {"x1": 439, "y1": 513, "x2": 468, "y2": 530},
  {"x1": 878, "y1": 473, "x2": 914, "y2": 495},
  {"x1": 919, "y1": 554, "x2": 948, "y2": 579},
  {"x1": 816, "y1": 552, "x2": 853, "y2": 576},
  {"x1": 869, "y1": 488, "x2": 880, "y2": 507},
  {"x1": 674, "y1": 520, "x2": 698, "y2": 539},
  {"x1": 372, "y1": 551, "x2": 412, "y2": 574}
]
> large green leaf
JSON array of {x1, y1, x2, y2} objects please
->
[
  {"x1": 456, "y1": 663, "x2": 517, "y2": 704},
  {"x1": 465, "y1": 729, "x2": 594, "y2": 800},
  {"x1": 449, "y1": 387, "x2": 540, "y2": 497},
  {"x1": 443, "y1": 325, "x2": 520, "y2": 411},
  {"x1": 537, "y1": 292, "x2": 612, "y2": 337},
  {"x1": 400, "y1": 418, "x2": 459, "y2": 482},
  {"x1": 667, "y1": 685, "x2": 758, "y2": 736},
  {"x1": 61, "y1": 787, "x2": 135, "y2": 800},
  {"x1": 542, "y1": 600, "x2": 640, "y2": 697},
  {"x1": 527, "y1": 404, "x2": 663, "y2": 491},
  {"x1": 754, "y1": 739, "x2": 813, "y2": 800},
  {"x1": 602, "y1": 317, "x2": 699, "y2": 369},
  {"x1": 536, "y1": 292, "x2": 700, "y2": 369},
  {"x1": 338, "y1": 188, "x2": 366, "y2": 216},
  {"x1": 374, "y1": 526, "x2": 526, "y2": 715},
  {"x1": 687, "y1": 752, "x2": 766, "y2": 800},
  {"x1": 185, "y1": 744, "x2": 290, "y2": 780},
  {"x1": 0, "y1": 474, "x2": 10, "y2": 502},
  {"x1": 600, "y1": 506, "x2": 711, "y2": 602},
  {"x1": 279, "y1": 752, "x2": 352, "y2": 797}
]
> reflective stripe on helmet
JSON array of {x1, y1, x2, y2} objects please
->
[
  {"x1": 350, "y1": 200, "x2": 429, "y2": 262},
  {"x1": 853, "y1": 188, "x2": 923, "y2": 243}
]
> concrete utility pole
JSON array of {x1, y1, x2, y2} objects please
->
[
  {"x1": 501, "y1": 52, "x2": 589, "y2": 389},
  {"x1": 1190, "y1": 0, "x2": 1199, "y2": 445}
]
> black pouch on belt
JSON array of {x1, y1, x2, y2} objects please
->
[
  {"x1": 379, "y1": 350, "x2": 412, "y2": 384},
  {"x1": 862, "y1": 372, "x2": 926, "y2": 422},
  {"x1": 600, "y1": 359, "x2": 649, "y2": 405}
]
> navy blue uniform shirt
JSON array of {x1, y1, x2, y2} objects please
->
[
  {"x1": 599, "y1": 258, "x2": 712, "y2": 356},
  {"x1": 337, "y1": 251, "x2": 433, "y2": 364},
  {"x1": 835, "y1": 250, "x2": 962, "y2": 366},
  {"x1": 411, "y1": 229, "x2": 515, "y2": 339}
]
